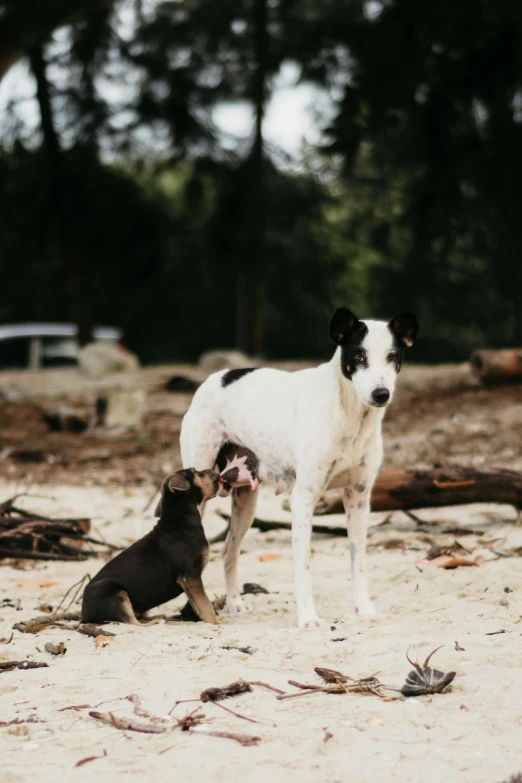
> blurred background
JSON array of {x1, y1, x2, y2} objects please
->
[{"x1": 1, "y1": 0, "x2": 522, "y2": 364}]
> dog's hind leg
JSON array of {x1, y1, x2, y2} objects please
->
[
  {"x1": 177, "y1": 575, "x2": 219, "y2": 624},
  {"x1": 223, "y1": 486, "x2": 258, "y2": 614},
  {"x1": 109, "y1": 589, "x2": 148, "y2": 625},
  {"x1": 136, "y1": 612, "x2": 166, "y2": 624}
]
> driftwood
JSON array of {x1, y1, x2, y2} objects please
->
[
  {"x1": 210, "y1": 467, "x2": 522, "y2": 541},
  {"x1": 89, "y1": 711, "x2": 167, "y2": 734},
  {"x1": 0, "y1": 494, "x2": 112, "y2": 560},
  {"x1": 0, "y1": 660, "x2": 49, "y2": 672},
  {"x1": 319, "y1": 467, "x2": 522, "y2": 515},
  {"x1": 209, "y1": 513, "x2": 347, "y2": 544},
  {"x1": 470, "y1": 348, "x2": 522, "y2": 384}
]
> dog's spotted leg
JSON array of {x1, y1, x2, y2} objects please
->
[
  {"x1": 222, "y1": 486, "x2": 258, "y2": 614},
  {"x1": 343, "y1": 443, "x2": 382, "y2": 618},
  {"x1": 178, "y1": 575, "x2": 219, "y2": 624}
]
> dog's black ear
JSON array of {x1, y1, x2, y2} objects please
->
[
  {"x1": 388, "y1": 313, "x2": 419, "y2": 347},
  {"x1": 168, "y1": 473, "x2": 191, "y2": 492},
  {"x1": 330, "y1": 308, "x2": 364, "y2": 345}
]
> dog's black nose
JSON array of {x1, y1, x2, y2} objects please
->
[{"x1": 372, "y1": 388, "x2": 390, "y2": 405}]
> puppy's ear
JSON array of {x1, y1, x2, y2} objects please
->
[
  {"x1": 388, "y1": 313, "x2": 419, "y2": 347},
  {"x1": 330, "y1": 308, "x2": 364, "y2": 345},
  {"x1": 168, "y1": 473, "x2": 191, "y2": 492}
]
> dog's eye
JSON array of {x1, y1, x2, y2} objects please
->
[
  {"x1": 387, "y1": 352, "x2": 398, "y2": 362},
  {"x1": 354, "y1": 353, "x2": 364, "y2": 363}
]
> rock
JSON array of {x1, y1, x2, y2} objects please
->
[
  {"x1": 102, "y1": 389, "x2": 146, "y2": 430},
  {"x1": 78, "y1": 343, "x2": 140, "y2": 379},
  {"x1": 198, "y1": 350, "x2": 256, "y2": 373}
]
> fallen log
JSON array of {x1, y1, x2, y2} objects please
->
[
  {"x1": 470, "y1": 348, "x2": 522, "y2": 384},
  {"x1": 209, "y1": 467, "x2": 522, "y2": 540},
  {"x1": 319, "y1": 467, "x2": 522, "y2": 514},
  {"x1": 209, "y1": 513, "x2": 347, "y2": 544},
  {"x1": 0, "y1": 494, "x2": 111, "y2": 560}
]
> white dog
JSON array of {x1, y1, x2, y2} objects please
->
[{"x1": 180, "y1": 308, "x2": 418, "y2": 628}]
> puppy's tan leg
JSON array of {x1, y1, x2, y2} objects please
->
[
  {"x1": 114, "y1": 591, "x2": 163, "y2": 626},
  {"x1": 177, "y1": 575, "x2": 218, "y2": 624},
  {"x1": 136, "y1": 613, "x2": 165, "y2": 625},
  {"x1": 113, "y1": 590, "x2": 144, "y2": 625}
]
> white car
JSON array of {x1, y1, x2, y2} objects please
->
[{"x1": 0, "y1": 324, "x2": 123, "y2": 371}]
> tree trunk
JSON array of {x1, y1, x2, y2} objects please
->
[
  {"x1": 239, "y1": 0, "x2": 267, "y2": 355},
  {"x1": 0, "y1": 0, "x2": 116, "y2": 81},
  {"x1": 29, "y1": 43, "x2": 93, "y2": 347},
  {"x1": 316, "y1": 466, "x2": 522, "y2": 514}
]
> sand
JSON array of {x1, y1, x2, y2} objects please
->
[{"x1": 1, "y1": 482, "x2": 522, "y2": 783}]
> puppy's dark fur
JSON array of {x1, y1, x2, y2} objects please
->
[{"x1": 81, "y1": 469, "x2": 220, "y2": 625}]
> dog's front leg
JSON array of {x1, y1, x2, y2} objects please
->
[
  {"x1": 343, "y1": 445, "x2": 382, "y2": 618},
  {"x1": 290, "y1": 478, "x2": 330, "y2": 629}
]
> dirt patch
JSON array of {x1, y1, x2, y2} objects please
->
[{"x1": 0, "y1": 362, "x2": 521, "y2": 486}]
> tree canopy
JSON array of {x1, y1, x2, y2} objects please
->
[{"x1": 1, "y1": 0, "x2": 521, "y2": 362}]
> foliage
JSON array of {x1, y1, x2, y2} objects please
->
[{"x1": 0, "y1": 0, "x2": 521, "y2": 361}]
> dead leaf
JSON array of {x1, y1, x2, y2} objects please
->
[
  {"x1": 75, "y1": 751, "x2": 107, "y2": 768},
  {"x1": 17, "y1": 580, "x2": 60, "y2": 589},
  {"x1": 94, "y1": 635, "x2": 113, "y2": 648},
  {"x1": 257, "y1": 553, "x2": 282, "y2": 562},
  {"x1": 0, "y1": 634, "x2": 13, "y2": 644},
  {"x1": 36, "y1": 603, "x2": 53, "y2": 613},
  {"x1": 44, "y1": 641, "x2": 67, "y2": 656},
  {"x1": 428, "y1": 555, "x2": 484, "y2": 569}
]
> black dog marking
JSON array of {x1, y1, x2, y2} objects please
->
[
  {"x1": 81, "y1": 469, "x2": 221, "y2": 626},
  {"x1": 221, "y1": 368, "x2": 259, "y2": 388}
]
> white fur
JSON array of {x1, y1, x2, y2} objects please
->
[
  {"x1": 180, "y1": 318, "x2": 402, "y2": 628},
  {"x1": 350, "y1": 320, "x2": 399, "y2": 406}
]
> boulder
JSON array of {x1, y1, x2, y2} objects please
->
[
  {"x1": 198, "y1": 350, "x2": 256, "y2": 373},
  {"x1": 78, "y1": 342, "x2": 140, "y2": 379},
  {"x1": 102, "y1": 389, "x2": 146, "y2": 430}
]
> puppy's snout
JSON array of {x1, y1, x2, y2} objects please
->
[
  {"x1": 197, "y1": 469, "x2": 221, "y2": 498},
  {"x1": 371, "y1": 387, "x2": 390, "y2": 406}
]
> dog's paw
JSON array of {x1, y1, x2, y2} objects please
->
[
  {"x1": 355, "y1": 600, "x2": 378, "y2": 619},
  {"x1": 297, "y1": 614, "x2": 327, "y2": 629},
  {"x1": 226, "y1": 596, "x2": 251, "y2": 614}
]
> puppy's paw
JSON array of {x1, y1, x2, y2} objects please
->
[
  {"x1": 226, "y1": 596, "x2": 251, "y2": 614},
  {"x1": 297, "y1": 614, "x2": 327, "y2": 629}
]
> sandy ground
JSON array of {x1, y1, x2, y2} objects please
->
[{"x1": 2, "y1": 481, "x2": 522, "y2": 783}]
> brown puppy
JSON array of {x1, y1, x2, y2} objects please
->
[{"x1": 81, "y1": 468, "x2": 220, "y2": 625}]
